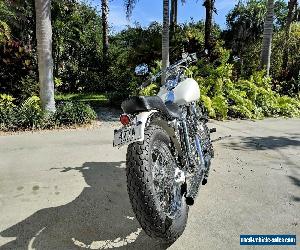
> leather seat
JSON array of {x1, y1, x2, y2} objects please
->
[{"x1": 121, "y1": 96, "x2": 182, "y2": 120}]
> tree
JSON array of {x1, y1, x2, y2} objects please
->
[
  {"x1": 170, "y1": 0, "x2": 178, "y2": 34},
  {"x1": 261, "y1": 0, "x2": 274, "y2": 76},
  {"x1": 282, "y1": 0, "x2": 298, "y2": 69},
  {"x1": 51, "y1": 0, "x2": 103, "y2": 92},
  {"x1": 225, "y1": 0, "x2": 288, "y2": 52},
  {"x1": 162, "y1": 0, "x2": 170, "y2": 83},
  {"x1": 203, "y1": 0, "x2": 215, "y2": 53},
  {"x1": 35, "y1": 0, "x2": 55, "y2": 112},
  {"x1": 1, "y1": 0, "x2": 37, "y2": 46},
  {"x1": 125, "y1": 0, "x2": 138, "y2": 19},
  {"x1": 296, "y1": 1, "x2": 300, "y2": 21},
  {"x1": 101, "y1": 0, "x2": 109, "y2": 60},
  {"x1": 125, "y1": 0, "x2": 170, "y2": 83}
]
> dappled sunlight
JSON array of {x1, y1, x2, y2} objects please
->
[{"x1": 72, "y1": 228, "x2": 142, "y2": 249}]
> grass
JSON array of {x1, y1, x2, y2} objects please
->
[{"x1": 55, "y1": 93, "x2": 109, "y2": 107}]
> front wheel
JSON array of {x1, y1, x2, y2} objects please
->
[{"x1": 126, "y1": 125, "x2": 188, "y2": 244}]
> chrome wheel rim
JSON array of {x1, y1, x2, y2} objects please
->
[{"x1": 151, "y1": 141, "x2": 183, "y2": 219}]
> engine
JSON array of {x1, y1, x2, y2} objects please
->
[{"x1": 187, "y1": 104, "x2": 214, "y2": 170}]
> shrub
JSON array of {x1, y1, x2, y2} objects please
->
[
  {"x1": 276, "y1": 96, "x2": 300, "y2": 117},
  {"x1": 0, "y1": 40, "x2": 38, "y2": 101},
  {"x1": 0, "y1": 94, "x2": 16, "y2": 130},
  {"x1": 55, "y1": 101, "x2": 97, "y2": 126},
  {"x1": 18, "y1": 75, "x2": 39, "y2": 101},
  {"x1": 17, "y1": 96, "x2": 44, "y2": 129},
  {"x1": 200, "y1": 95, "x2": 215, "y2": 118},
  {"x1": 190, "y1": 48, "x2": 300, "y2": 119},
  {"x1": 139, "y1": 83, "x2": 159, "y2": 96},
  {"x1": 0, "y1": 21, "x2": 11, "y2": 43},
  {"x1": 0, "y1": 95, "x2": 97, "y2": 131},
  {"x1": 212, "y1": 95, "x2": 229, "y2": 119}
]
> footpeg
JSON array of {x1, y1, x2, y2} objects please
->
[
  {"x1": 185, "y1": 197, "x2": 194, "y2": 206},
  {"x1": 210, "y1": 128, "x2": 217, "y2": 133}
]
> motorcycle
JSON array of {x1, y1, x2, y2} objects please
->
[{"x1": 113, "y1": 52, "x2": 215, "y2": 244}]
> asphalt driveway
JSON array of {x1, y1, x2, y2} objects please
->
[{"x1": 0, "y1": 116, "x2": 299, "y2": 249}]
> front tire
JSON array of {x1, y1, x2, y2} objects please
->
[{"x1": 126, "y1": 125, "x2": 188, "y2": 244}]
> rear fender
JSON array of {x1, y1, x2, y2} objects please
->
[
  {"x1": 134, "y1": 110, "x2": 158, "y2": 142},
  {"x1": 134, "y1": 110, "x2": 183, "y2": 157},
  {"x1": 151, "y1": 118, "x2": 183, "y2": 157}
]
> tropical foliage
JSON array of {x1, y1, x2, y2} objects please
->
[
  {"x1": 0, "y1": 94, "x2": 96, "y2": 131},
  {"x1": 0, "y1": 0, "x2": 300, "y2": 131}
]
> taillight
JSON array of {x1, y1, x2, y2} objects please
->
[{"x1": 120, "y1": 114, "x2": 131, "y2": 125}]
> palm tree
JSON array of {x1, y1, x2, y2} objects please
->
[
  {"x1": 35, "y1": 0, "x2": 55, "y2": 112},
  {"x1": 102, "y1": 0, "x2": 109, "y2": 60},
  {"x1": 203, "y1": 0, "x2": 215, "y2": 53},
  {"x1": 125, "y1": 0, "x2": 170, "y2": 83},
  {"x1": 261, "y1": 0, "x2": 274, "y2": 76},
  {"x1": 162, "y1": 0, "x2": 170, "y2": 83},
  {"x1": 170, "y1": 0, "x2": 178, "y2": 34},
  {"x1": 282, "y1": 0, "x2": 298, "y2": 69},
  {"x1": 125, "y1": 0, "x2": 138, "y2": 19},
  {"x1": 296, "y1": 1, "x2": 300, "y2": 21}
]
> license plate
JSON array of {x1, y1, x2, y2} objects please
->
[{"x1": 113, "y1": 124, "x2": 142, "y2": 147}]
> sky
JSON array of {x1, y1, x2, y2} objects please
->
[{"x1": 88, "y1": 0, "x2": 239, "y2": 33}]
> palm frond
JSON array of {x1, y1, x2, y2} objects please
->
[{"x1": 124, "y1": 0, "x2": 139, "y2": 19}]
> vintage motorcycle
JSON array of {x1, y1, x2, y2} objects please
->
[{"x1": 113, "y1": 52, "x2": 215, "y2": 243}]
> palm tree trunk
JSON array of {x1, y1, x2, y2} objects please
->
[
  {"x1": 162, "y1": 0, "x2": 170, "y2": 84},
  {"x1": 174, "y1": 0, "x2": 177, "y2": 25},
  {"x1": 260, "y1": 0, "x2": 274, "y2": 76},
  {"x1": 203, "y1": 0, "x2": 214, "y2": 53},
  {"x1": 296, "y1": 1, "x2": 300, "y2": 21},
  {"x1": 102, "y1": 0, "x2": 109, "y2": 60},
  {"x1": 282, "y1": 0, "x2": 297, "y2": 69},
  {"x1": 170, "y1": 0, "x2": 177, "y2": 34},
  {"x1": 35, "y1": 0, "x2": 55, "y2": 112}
]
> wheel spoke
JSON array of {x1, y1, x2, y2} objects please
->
[{"x1": 151, "y1": 141, "x2": 183, "y2": 219}]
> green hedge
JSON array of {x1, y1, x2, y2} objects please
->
[
  {"x1": 137, "y1": 51, "x2": 300, "y2": 120},
  {"x1": 0, "y1": 94, "x2": 97, "y2": 131},
  {"x1": 193, "y1": 61, "x2": 300, "y2": 120}
]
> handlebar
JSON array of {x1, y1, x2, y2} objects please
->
[{"x1": 139, "y1": 52, "x2": 198, "y2": 89}]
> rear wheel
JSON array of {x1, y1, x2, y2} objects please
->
[{"x1": 126, "y1": 125, "x2": 188, "y2": 244}]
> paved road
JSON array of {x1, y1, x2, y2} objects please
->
[{"x1": 0, "y1": 116, "x2": 299, "y2": 250}]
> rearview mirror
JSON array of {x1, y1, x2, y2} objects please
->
[{"x1": 135, "y1": 64, "x2": 149, "y2": 76}]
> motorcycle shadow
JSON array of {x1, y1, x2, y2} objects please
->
[{"x1": 0, "y1": 162, "x2": 169, "y2": 250}]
